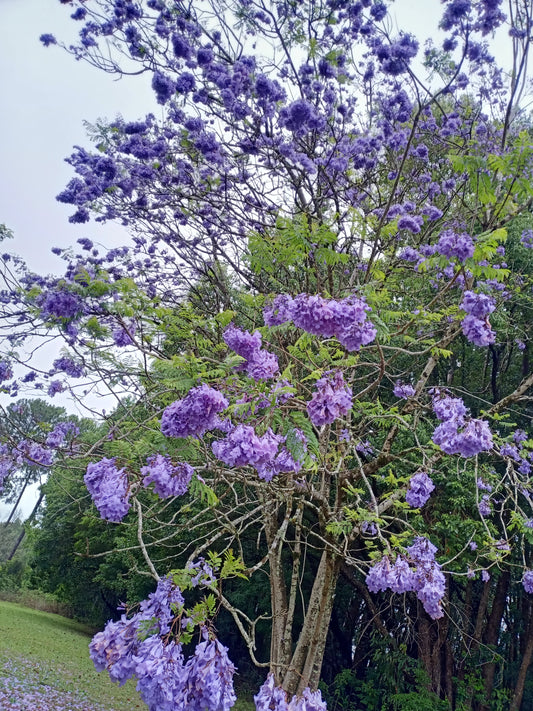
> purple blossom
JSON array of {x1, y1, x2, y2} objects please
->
[
  {"x1": 52, "y1": 356, "x2": 84, "y2": 378},
  {"x1": 307, "y1": 371, "x2": 352, "y2": 427},
  {"x1": 282, "y1": 293, "x2": 376, "y2": 351},
  {"x1": 393, "y1": 381, "x2": 415, "y2": 399},
  {"x1": 437, "y1": 230, "x2": 474, "y2": 262},
  {"x1": 47, "y1": 380, "x2": 64, "y2": 397},
  {"x1": 406, "y1": 472, "x2": 435, "y2": 508},
  {"x1": 113, "y1": 321, "x2": 136, "y2": 346},
  {"x1": 84, "y1": 457, "x2": 130, "y2": 522},
  {"x1": 152, "y1": 72, "x2": 176, "y2": 104},
  {"x1": 142, "y1": 455, "x2": 194, "y2": 498},
  {"x1": 223, "y1": 324, "x2": 279, "y2": 380},
  {"x1": 212, "y1": 424, "x2": 283, "y2": 479},
  {"x1": 46, "y1": 421, "x2": 79, "y2": 448},
  {"x1": 478, "y1": 494, "x2": 491, "y2": 517},
  {"x1": 0, "y1": 360, "x2": 13, "y2": 382},
  {"x1": 433, "y1": 395, "x2": 467, "y2": 423},
  {"x1": 523, "y1": 571, "x2": 533, "y2": 593},
  {"x1": 161, "y1": 384, "x2": 229, "y2": 439},
  {"x1": 520, "y1": 229, "x2": 533, "y2": 248}
]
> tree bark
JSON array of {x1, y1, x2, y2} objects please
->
[
  {"x1": 281, "y1": 548, "x2": 341, "y2": 696},
  {"x1": 7, "y1": 490, "x2": 44, "y2": 560},
  {"x1": 478, "y1": 571, "x2": 510, "y2": 711},
  {"x1": 509, "y1": 620, "x2": 533, "y2": 711}
]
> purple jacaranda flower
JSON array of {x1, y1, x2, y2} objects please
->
[
  {"x1": 142, "y1": 455, "x2": 194, "y2": 498},
  {"x1": 406, "y1": 471, "x2": 435, "y2": 508},
  {"x1": 84, "y1": 457, "x2": 130, "y2": 522},
  {"x1": 307, "y1": 371, "x2": 352, "y2": 427},
  {"x1": 161, "y1": 384, "x2": 229, "y2": 439},
  {"x1": 393, "y1": 381, "x2": 416, "y2": 399}
]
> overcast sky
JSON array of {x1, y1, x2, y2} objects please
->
[{"x1": 0, "y1": 0, "x2": 515, "y2": 520}]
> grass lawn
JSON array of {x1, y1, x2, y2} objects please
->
[
  {"x1": 0, "y1": 600, "x2": 254, "y2": 710},
  {"x1": 0, "y1": 600, "x2": 146, "y2": 710}
]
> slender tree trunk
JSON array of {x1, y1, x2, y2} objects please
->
[
  {"x1": 281, "y1": 548, "x2": 341, "y2": 696},
  {"x1": 7, "y1": 490, "x2": 44, "y2": 560},
  {"x1": 478, "y1": 571, "x2": 510, "y2": 711},
  {"x1": 509, "y1": 620, "x2": 533, "y2": 711},
  {"x1": 6, "y1": 475, "x2": 30, "y2": 524}
]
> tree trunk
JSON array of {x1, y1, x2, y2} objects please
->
[
  {"x1": 7, "y1": 490, "x2": 44, "y2": 560},
  {"x1": 478, "y1": 571, "x2": 510, "y2": 711},
  {"x1": 6, "y1": 474, "x2": 30, "y2": 524},
  {"x1": 509, "y1": 620, "x2": 533, "y2": 711},
  {"x1": 281, "y1": 548, "x2": 341, "y2": 696}
]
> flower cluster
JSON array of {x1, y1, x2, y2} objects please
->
[
  {"x1": 0, "y1": 360, "x2": 13, "y2": 382},
  {"x1": 84, "y1": 457, "x2": 130, "y2": 522},
  {"x1": 366, "y1": 536, "x2": 446, "y2": 618},
  {"x1": 212, "y1": 424, "x2": 300, "y2": 481},
  {"x1": 223, "y1": 324, "x2": 279, "y2": 380},
  {"x1": 393, "y1": 381, "x2": 415, "y2": 399},
  {"x1": 307, "y1": 371, "x2": 352, "y2": 427},
  {"x1": 142, "y1": 455, "x2": 194, "y2": 498},
  {"x1": 499, "y1": 430, "x2": 533, "y2": 475},
  {"x1": 254, "y1": 673, "x2": 327, "y2": 711},
  {"x1": 52, "y1": 356, "x2": 84, "y2": 378},
  {"x1": 460, "y1": 290, "x2": 495, "y2": 347},
  {"x1": 523, "y1": 571, "x2": 533, "y2": 594},
  {"x1": 90, "y1": 576, "x2": 236, "y2": 711},
  {"x1": 161, "y1": 384, "x2": 229, "y2": 439},
  {"x1": 432, "y1": 394, "x2": 493, "y2": 458},
  {"x1": 264, "y1": 293, "x2": 376, "y2": 352},
  {"x1": 436, "y1": 230, "x2": 474, "y2": 262},
  {"x1": 45, "y1": 421, "x2": 80, "y2": 448},
  {"x1": 405, "y1": 471, "x2": 435, "y2": 508}
]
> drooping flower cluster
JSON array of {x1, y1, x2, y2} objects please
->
[
  {"x1": 460, "y1": 290, "x2": 496, "y2": 346},
  {"x1": 161, "y1": 384, "x2": 229, "y2": 439},
  {"x1": 366, "y1": 536, "x2": 446, "y2": 618},
  {"x1": 90, "y1": 576, "x2": 236, "y2": 711},
  {"x1": 405, "y1": 471, "x2": 435, "y2": 508},
  {"x1": 432, "y1": 393, "x2": 493, "y2": 458},
  {"x1": 223, "y1": 324, "x2": 279, "y2": 380},
  {"x1": 142, "y1": 455, "x2": 194, "y2": 498},
  {"x1": 84, "y1": 457, "x2": 130, "y2": 522},
  {"x1": 307, "y1": 370, "x2": 352, "y2": 427},
  {"x1": 263, "y1": 293, "x2": 376, "y2": 352},
  {"x1": 254, "y1": 673, "x2": 327, "y2": 711},
  {"x1": 212, "y1": 424, "x2": 301, "y2": 481}
]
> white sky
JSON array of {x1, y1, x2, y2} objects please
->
[{"x1": 0, "y1": 0, "x2": 517, "y2": 521}]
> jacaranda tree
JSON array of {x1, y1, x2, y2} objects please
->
[{"x1": 2, "y1": 0, "x2": 533, "y2": 708}]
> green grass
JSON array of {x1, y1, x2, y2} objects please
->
[
  {"x1": 0, "y1": 600, "x2": 255, "y2": 710},
  {"x1": 0, "y1": 600, "x2": 145, "y2": 710}
]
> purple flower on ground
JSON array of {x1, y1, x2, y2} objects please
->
[
  {"x1": 84, "y1": 458, "x2": 130, "y2": 522},
  {"x1": 521, "y1": 229, "x2": 533, "y2": 248}
]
